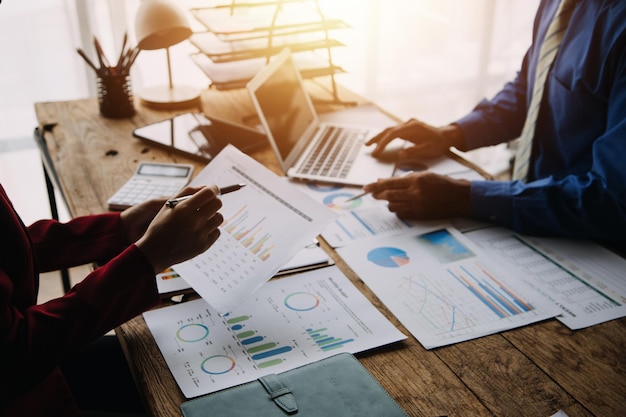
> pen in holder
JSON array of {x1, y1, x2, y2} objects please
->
[{"x1": 77, "y1": 33, "x2": 140, "y2": 119}]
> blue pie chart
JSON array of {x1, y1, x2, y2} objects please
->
[{"x1": 367, "y1": 247, "x2": 410, "y2": 268}]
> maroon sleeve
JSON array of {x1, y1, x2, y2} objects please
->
[
  {"x1": 28, "y1": 213, "x2": 129, "y2": 272},
  {"x1": 1, "y1": 244, "x2": 160, "y2": 398}
]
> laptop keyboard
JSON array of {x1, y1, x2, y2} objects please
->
[{"x1": 296, "y1": 125, "x2": 367, "y2": 179}]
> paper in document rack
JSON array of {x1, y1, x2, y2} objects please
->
[{"x1": 171, "y1": 144, "x2": 338, "y2": 313}]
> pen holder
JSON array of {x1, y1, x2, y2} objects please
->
[{"x1": 97, "y1": 73, "x2": 135, "y2": 118}]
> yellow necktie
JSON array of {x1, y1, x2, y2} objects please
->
[{"x1": 512, "y1": 0, "x2": 576, "y2": 181}]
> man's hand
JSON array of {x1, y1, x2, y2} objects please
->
[
  {"x1": 362, "y1": 172, "x2": 472, "y2": 220},
  {"x1": 367, "y1": 119, "x2": 466, "y2": 161}
]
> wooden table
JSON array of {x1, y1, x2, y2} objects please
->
[{"x1": 35, "y1": 82, "x2": 626, "y2": 417}]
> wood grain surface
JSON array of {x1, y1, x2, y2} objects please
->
[{"x1": 34, "y1": 82, "x2": 626, "y2": 417}]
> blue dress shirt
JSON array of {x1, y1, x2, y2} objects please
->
[{"x1": 456, "y1": 0, "x2": 626, "y2": 241}]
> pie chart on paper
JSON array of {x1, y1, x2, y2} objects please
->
[{"x1": 366, "y1": 247, "x2": 410, "y2": 268}]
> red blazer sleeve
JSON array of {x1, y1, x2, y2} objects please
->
[
  {"x1": 1, "y1": 244, "x2": 161, "y2": 401},
  {"x1": 28, "y1": 214, "x2": 129, "y2": 272},
  {"x1": 1, "y1": 186, "x2": 161, "y2": 401}
]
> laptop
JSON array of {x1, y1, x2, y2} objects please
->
[{"x1": 247, "y1": 49, "x2": 396, "y2": 186}]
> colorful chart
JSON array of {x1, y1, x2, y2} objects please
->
[
  {"x1": 417, "y1": 229, "x2": 474, "y2": 263},
  {"x1": 306, "y1": 327, "x2": 354, "y2": 352},
  {"x1": 448, "y1": 263, "x2": 535, "y2": 318},
  {"x1": 323, "y1": 193, "x2": 363, "y2": 210},
  {"x1": 158, "y1": 268, "x2": 180, "y2": 281},
  {"x1": 224, "y1": 313, "x2": 293, "y2": 369},
  {"x1": 395, "y1": 259, "x2": 537, "y2": 335},
  {"x1": 398, "y1": 274, "x2": 473, "y2": 332},
  {"x1": 221, "y1": 205, "x2": 275, "y2": 261},
  {"x1": 201, "y1": 355, "x2": 236, "y2": 375},
  {"x1": 176, "y1": 323, "x2": 209, "y2": 342},
  {"x1": 284, "y1": 292, "x2": 320, "y2": 311},
  {"x1": 367, "y1": 247, "x2": 410, "y2": 268}
]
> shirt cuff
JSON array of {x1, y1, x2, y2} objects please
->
[{"x1": 470, "y1": 180, "x2": 514, "y2": 227}]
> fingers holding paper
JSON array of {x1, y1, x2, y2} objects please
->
[
  {"x1": 135, "y1": 185, "x2": 224, "y2": 273},
  {"x1": 362, "y1": 172, "x2": 472, "y2": 220}
]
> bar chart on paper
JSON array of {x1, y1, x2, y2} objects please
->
[
  {"x1": 221, "y1": 205, "x2": 275, "y2": 261},
  {"x1": 224, "y1": 312, "x2": 293, "y2": 369},
  {"x1": 396, "y1": 261, "x2": 536, "y2": 336},
  {"x1": 338, "y1": 228, "x2": 560, "y2": 348},
  {"x1": 144, "y1": 266, "x2": 405, "y2": 398},
  {"x1": 171, "y1": 145, "x2": 337, "y2": 313},
  {"x1": 465, "y1": 226, "x2": 626, "y2": 329},
  {"x1": 306, "y1": 327, "x2": 354, "y2": 352}
]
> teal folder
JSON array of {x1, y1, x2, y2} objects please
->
[{"x1": 180, "y1": 353, "x2": 409, "y2": 417}]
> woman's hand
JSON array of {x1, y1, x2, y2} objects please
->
[{"x1": 125, "y1": 186, "x2": 224, "y2": 273}]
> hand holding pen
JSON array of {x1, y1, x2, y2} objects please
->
[
  {"x1": 345, "y1": 171, "x2": 414, "y2": 202},
  {"x1": 134, "y1": 186, "x2": 225, "y2": 273},
  {"x1": 166, "y1": 183, "x2": 246, "y2": 208}
]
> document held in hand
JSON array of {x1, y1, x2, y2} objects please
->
[{"x1": 171, "y1": 145, "x2": 338, "y2": 313}]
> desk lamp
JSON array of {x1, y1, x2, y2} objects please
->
[{"x1": 135, "y1": 0, "x2": 200, "y2": 109}]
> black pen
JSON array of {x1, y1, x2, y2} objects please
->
[{"x1": 166, "y1": 183, "x2": 246, "y2": 208}]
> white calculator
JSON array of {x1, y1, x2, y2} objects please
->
[{"x1": 107, "y1": 162, "x2": 194, "y2": 210}]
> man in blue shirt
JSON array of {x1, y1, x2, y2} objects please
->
[{"x1": 363, "y1": 0, "x2": 626, "y2": 242}]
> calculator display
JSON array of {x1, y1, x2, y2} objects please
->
[{"x1": 138, "y1": 163, "x2": 191, "y2": 178}]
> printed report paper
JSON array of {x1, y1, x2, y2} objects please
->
[
  {"x1": 337, "y1": 227, "x2": 561, "y2": 349},
  {"x1": 284, "y1": 158, "x2": 484, "y2": 248},
  {"x1": 172, "y1": 145, "x2": 337, "y2": 313},
  {"x1": 144, "y1": 266, "x2": 406, "y2": 398},
  {"x1": 465, "y1": 226, "x2": 626, "y2": 329}
]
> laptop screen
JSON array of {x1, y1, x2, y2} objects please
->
[{"x1": 251, "y1": 53, "x2": 316, "y2": 160}]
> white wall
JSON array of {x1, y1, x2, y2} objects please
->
[{"x1": 0, "y1": 0, "x2": 539, "y2": 145}]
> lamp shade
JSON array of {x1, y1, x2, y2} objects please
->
[{"x1": 135, "y1": 0, "x2": 192, "y2": 50}]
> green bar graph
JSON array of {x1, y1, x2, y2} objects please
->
[
  {"x1": 258, "y1": 359, "x2": 283, "y2": 369},
  {"x1": 236, "y1": 330, "x2": 255, "y2": 339},
  {"x1": 227, "y1": 315, "x2": 250, "y2": 324},
  {"x1": 247, "y1": 342, "x2": 277, "y2": 354}
]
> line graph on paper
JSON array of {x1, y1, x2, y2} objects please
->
[
  {"x1": 337, "y1": 227, "x2": 560, "y2": 348},
  {"x1": 398, "y1": 273, "x2": 475, "y2": 333},
  {"x1": 394, "y1": 260, "x2": 537, "y2": 338}
]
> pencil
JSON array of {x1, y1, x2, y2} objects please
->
[
  {"x1": 76, "y1": 48, "x2": 99, "y2": 73},
  {"x1": 115, "y1": 32, "x2": 128, "y2": 72},
  {"x1": 93, "y1": 36, "x2": 110, "y2": 70},
  {"x1": 166, "y1": 183, "x2": 246, "y2": 208}
]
